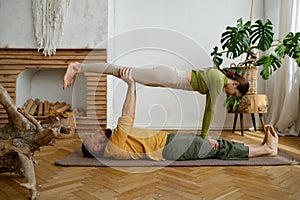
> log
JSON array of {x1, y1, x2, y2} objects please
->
[
  {"x1": 24, "y1": 98, "x2": 34, "y2": 113},
  {"x1": 44, "y1": 101, "x2": 49, "y2": 116},
  {"x1": 37, "y1": 102, "x2": 43, "y2": 116},
  {"x1": 52, "y1": 102, "x2": 65, "y2": 110},
  {"x1": 56, "y1": 104, "x2": 71, "y2": 113},
  {"x1": 29, "y1": 98, "x2": 40, "y2": 115}
]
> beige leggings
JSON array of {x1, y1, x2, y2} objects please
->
[{"x1": 80, "y1": 63, "x2": 192, "y2": 90}]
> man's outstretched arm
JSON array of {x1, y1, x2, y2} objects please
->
[{"x1": 120, "y1": 68, "x2": 136, "y2": 117}]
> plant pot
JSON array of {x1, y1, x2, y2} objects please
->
[{"x1": 241, "y1": 66, "x2": 257, "y2": 94}]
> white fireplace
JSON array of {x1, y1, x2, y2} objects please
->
[
  {"x1": 0, "y1": 48, "x2": 107, "y2": 132},
  {"x1": 16, "y1": 68, "x2": 86, "y2": 110}
]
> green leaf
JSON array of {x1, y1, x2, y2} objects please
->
[
  {"x1": 257, "y1": 54, "x2": 281, "y2": 80},
  {"x1": 211, "y1": 46, "x2": 223, "y2": 67},
  {"x1": 282, "y1": 32, "x2": 300, "y2": 57},
  {"x1": 260, "y1": 66, "x2": 270, "y2": 80},
  {"x1": 270, "y1": 54, "x2": 282, "y2": 71},
  {"x1": 275, "y1": 43, "x2": 286, "y2": 58},
  {"x1": 237, "y1": 18, "x2": 251, "y2": 31},
  {"x1": 220, "y1": 18, "x2": 251, "y2": 59},
  {"x1": 292, "y1": 45, "x2": 300, "y2": 59},
  {"x1": 280, "y1": 32, "x2": 300, "y2": 67},
  {"x1": 224, "y1": 96, "x2": 243, "y2": 112},
  {"x1": 295, "y1": 50, "x2": 300, "y2": 67},
  {"x1": 232, "y1": 100, "x2": 239, "y2": 112},
  {"x1": 235, "y1": 67, "x2": 242, "y2": 75},
  {"x1": 250, "y1": 19, "x2": 274, "y2": 51}
]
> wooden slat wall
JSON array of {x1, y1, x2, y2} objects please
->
[
  {"x1": 75, "y1": 73, "x2": 107, "y2": 133},
  {"x1": 0, "y1": 48, "x2": 107, "y2": 132}
]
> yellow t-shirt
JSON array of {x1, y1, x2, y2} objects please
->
[{"x1": 104, "y1": 116, "x2": 168, "y2": 161}]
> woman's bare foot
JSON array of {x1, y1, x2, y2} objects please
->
[
  {"x1": 262, "y1": 125, "x2": 268, "y2": 145},
  {"x1": 63, "y1": 62, "x2": 81, "y2": 90},
  {"x1": 263, "y1": 125, "x2": 278, "y2": 156}
]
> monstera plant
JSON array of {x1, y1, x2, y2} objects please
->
[
  {"x1": 211, "y1": 17, "x2": 300, "y2": 80},
  {"x1": 211, "y1": 18, "x2": 300, "y2": 111}
]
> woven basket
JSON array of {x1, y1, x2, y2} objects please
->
[{"x1": 241, "y1": 66, "x2": 257, "y2": 94}]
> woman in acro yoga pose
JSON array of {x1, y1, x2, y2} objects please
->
[{"x1": 63, "y1": 62, "x2": 249, "y2": 139}]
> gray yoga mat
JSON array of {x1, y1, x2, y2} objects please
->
[{"x1": 55, "y1": 148, "x2": 300, "y2": 167}]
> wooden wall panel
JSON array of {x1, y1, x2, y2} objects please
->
[{"x1": 0, "y1": 48, "x2": 107, "y2": 133}]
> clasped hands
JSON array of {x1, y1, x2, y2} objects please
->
[{"x1": 208, "y1": 136, "x2": 219, "y2": 150}]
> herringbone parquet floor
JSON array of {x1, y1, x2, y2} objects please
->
[{"x1": 1, "y1": 130, "x2": 300, "y2": 200}]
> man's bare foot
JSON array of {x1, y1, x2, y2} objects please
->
[
  {"x1": 63, "y1": 62, "x2": 81, "y2": 90},
  {"x1": 263, "y1": 125, "x2": 278, "y2": 156}
]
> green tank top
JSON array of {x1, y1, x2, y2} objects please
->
[{"x1": 190, "y1": 68, "x2": 228, "y2": 139}]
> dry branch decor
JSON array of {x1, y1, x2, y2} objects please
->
[{"x1": 0, "y1": 83, "x2": 62, "y2": 199}]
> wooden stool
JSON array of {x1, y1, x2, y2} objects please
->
[{"x1": 230, "y1": 94, "x2": 268, "y2": 136}]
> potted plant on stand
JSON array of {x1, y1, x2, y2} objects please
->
[{"x1": 211, "y1": 17, "x2": 300, "y2": 111}]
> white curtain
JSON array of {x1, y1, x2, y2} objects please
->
[{"x1": 266, "y1": 0, "x2": 300, "y2": 136}]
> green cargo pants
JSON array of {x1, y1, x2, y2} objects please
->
[{"x1": 162, "y1": 133, "x2": 249, "y2": 161}]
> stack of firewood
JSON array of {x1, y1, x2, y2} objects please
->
[
  {"x1": 23, "y1": 98, "x2": 71, "y2": 118},
  {"x1": 22, "y1": 98, "x2": 75, "y2": 137}
]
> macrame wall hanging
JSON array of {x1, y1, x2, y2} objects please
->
[{"x1": 32, "y1": 0, "x2": 71, "y2": 56}]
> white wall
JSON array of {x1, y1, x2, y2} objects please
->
[
  {"x1": 0, "y1": 0, "x2": 34, "y2": 47},
  {"x1": 0, "y1": 0, "x2": 108, "y2": 48},
  {"x1": 107, "y1": 0, "x2": 264, "y2": 130}
]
